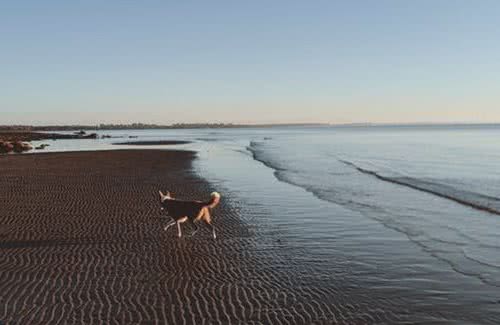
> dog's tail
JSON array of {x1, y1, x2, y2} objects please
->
[{"x1": 205, "y1": 192, "x2": 221, "y2": 209}]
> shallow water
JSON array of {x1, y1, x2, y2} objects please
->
[{"x1": 31, "y1": 125, "x2": 500, "y2": 323}]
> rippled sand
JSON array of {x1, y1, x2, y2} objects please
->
[{"x1": 1, "y1": 150, "x2": 494, "y2": 324}]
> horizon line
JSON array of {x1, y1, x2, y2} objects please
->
[{"x1": 2, "y1": 121, "x2": 500, "y2": 129}]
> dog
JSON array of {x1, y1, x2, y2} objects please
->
[{"x1": 159, "y1": 190, "x2": 221, "y2": 239}]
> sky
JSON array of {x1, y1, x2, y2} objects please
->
[{"x1": 1, "y1": 1, "x2": 500, "y2": 125}]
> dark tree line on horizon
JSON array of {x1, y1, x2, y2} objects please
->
[
  {"x1": 0, "y1": 122, "x2": 327, "y2": 131},
  {"x1": 0, "y1": 123, "x2": 239, "y2": 131}
]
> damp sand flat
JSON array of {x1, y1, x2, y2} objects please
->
[
  {"x1": 0, "y1": 150, "x2": 363, "y2": 324},
  {"x1": 113, "y1": 140, "x2": 191, "y2": 146},
  {"x1": 0, "y1": 150, "x2": 245, "y2": 324},
  {"x1": 1, "y1": 150, "x2": 479, "y2": 324}
]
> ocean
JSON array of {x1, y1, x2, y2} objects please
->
[{"x1": 33, "y1": 125, "x2": 500, "y2": 323}]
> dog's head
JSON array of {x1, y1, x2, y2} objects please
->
[
  {"x1": 159, "y1": 190, "x2": 171, "y2": 203},
  {"x1": 159, "y1": 190, "x2": 172, "y2": 211}
]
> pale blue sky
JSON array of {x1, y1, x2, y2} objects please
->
[{"x1": 1, "y1": 1, "x2": 500, "y2": 125}]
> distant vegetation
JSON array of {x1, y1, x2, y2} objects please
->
[{"x1": 0, "y1": 123, "x2": 327, "y2": 131}]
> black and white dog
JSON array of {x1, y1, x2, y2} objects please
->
[{"x1": 159, "y1": 191, "x2": 220, "y2": 239}]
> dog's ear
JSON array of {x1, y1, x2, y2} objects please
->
[{"x1": 159, "y1": 191, "x2": 166, "y2": 199}]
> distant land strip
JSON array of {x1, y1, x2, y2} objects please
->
[
  {"x1": 0, "y1": 123, "x2": 328, "y2": 131},
  {"x1": 2, "y1": 122, "x2": 500, "y2": 132}
]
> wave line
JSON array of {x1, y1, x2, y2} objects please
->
[{"x1": 338, "y1": 159, "x2": 500, "y2": 216}]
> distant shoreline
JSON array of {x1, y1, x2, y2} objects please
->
[
  {"x1": 1, "y1": 122, "x2": 499, "y2": 132},
  {"x1": 0, "y1": 123, "x2": 329, "y2": 132},
  {"x1": 0, "y1": 131, "x2": 97, "y2": 142}
]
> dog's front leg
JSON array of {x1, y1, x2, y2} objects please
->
[
  {"x1": 164, "y1": 219, "x2": 175, "y2": 231},
  {"x1": 177, "y1": 222, "x2": 182, "y2": 238}
]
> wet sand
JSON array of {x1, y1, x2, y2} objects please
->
[
  {"x1": 0, "y1": 150, "x2": 461, "y2": 324},
  {"x1": 113, "y1": 141, "x2": 191, "y2": 146},
  {"x1": 0, "y1": 150, "x2": 318, "y2": 324}
]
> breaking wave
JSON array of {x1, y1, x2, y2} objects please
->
[{"x1": 338, "y1": 159, "x2": 500, "y2": 216}]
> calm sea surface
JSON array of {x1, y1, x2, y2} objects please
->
[{"x1": 33, "y1": 125, "x2": 500, "y2": 323}]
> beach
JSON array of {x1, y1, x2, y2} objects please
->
[
  {"x1": 1, "y1": 132, "x2": 500, "y2": 324},
  {"x1": 4, "y1": 1, "x2": 500, "y2": 323},
  {"x1": 1, "y1": 150, "x2": 247, "y2": 324},
  {"x1": 0, "y1": 150, "x2": 370, "y2": 324}
]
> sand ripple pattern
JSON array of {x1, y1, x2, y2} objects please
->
[{"x1": 1, "y1": 150, "x2": 492, "y2": 324}]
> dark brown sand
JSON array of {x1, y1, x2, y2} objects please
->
[
  {"x1": 0, "y1": 150, "x2": 422, "y2": 324},
  {"x1": 113, "y1": 141, "x2": 191, "y2": 146},
  {"x1": 0, "y1": 150, "x2": 302, "y2": 324}
]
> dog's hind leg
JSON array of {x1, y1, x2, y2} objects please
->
[
  {"x1": 201, "y1": 209, "x2": 217, "y2": 240},
  {"x1": 200, "y1": 208, "x2": 217, "y2": 240},
  {"x1": 176, "y1": 217, "x2": 188, "y2": 238},
  {"x1": 208, "y1": 222, "x2": 216, "y2": 240},
  {"x1": 190, "y1": 219, "x2": 199, "y2": 237}
]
